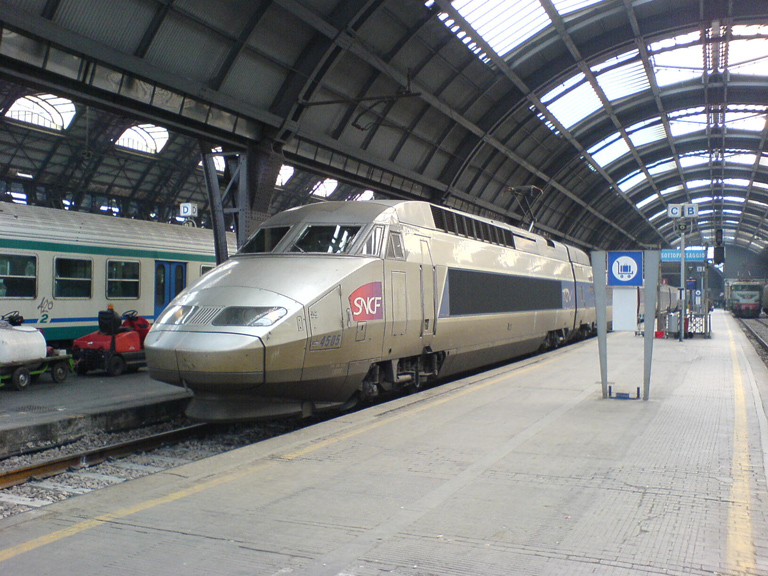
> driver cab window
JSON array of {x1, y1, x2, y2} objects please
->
[
  {"x1": 359, "y1": 225, "x2": 384, "y2": 256},
  {"x1": 386, "y1": 232, "x2": 405, "y2": 260}
]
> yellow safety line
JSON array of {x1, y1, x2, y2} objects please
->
[
  {"x1": 725, "y1": 322, "x2": 755, "y2": 575},
  {"x1": 0, "y1": 353, "x2": 561, "y2": 563}
]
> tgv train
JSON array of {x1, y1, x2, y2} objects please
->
[
  {"x1": 0, "y1": 202, "x2": 234, "y2": 344},
  {"x1": 146, "y1": 200, "x2": 599, "y2": 421}
]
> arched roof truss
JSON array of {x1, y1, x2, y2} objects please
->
[{"x1": 1, "y1": 1, "x2": 768, "y2": 254}]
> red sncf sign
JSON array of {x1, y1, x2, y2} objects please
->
[{"x1": 349, "y1": 282, "x2": 383, "y2": 321}]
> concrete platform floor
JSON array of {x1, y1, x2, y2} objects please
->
[
  {"x1": 0, "y1": 309, "x2": 766, "y2": 575},
  {"x1": 0, "y1": 369, "x2": 191, "y2": 457}
]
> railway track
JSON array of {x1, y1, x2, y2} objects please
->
[
  {"x1": 0, "y1": 418, "x2": 308, "y2": 518},
  {"x1": 0, "y1": 423, "x2": 213, "y2": 490},
  {"x1": 738, "y1": 317, "x2": 768, "y2": 353}
]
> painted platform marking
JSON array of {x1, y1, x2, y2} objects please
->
[{"x1": 725, "y1": 322, "x2": 755, "y2": 575}]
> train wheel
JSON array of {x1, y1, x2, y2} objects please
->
[
  {"x1": 12, "y1": 367, "x2": 31, "y2": 390},
  {"x1": 106, "y1": 355, "x2": 126, "y2": 377},
  {"x1": 51, "y1": 361, "x2": 69, "y2": 383}
]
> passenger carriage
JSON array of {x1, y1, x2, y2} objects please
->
[{"x1": 0, "y1": 202, "x2": 233, "y2": 346}]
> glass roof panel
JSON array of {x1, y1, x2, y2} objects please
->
[
  {"x1": 590, "y1": 49, "x2": 638, "y2": 74},
  {"x1": 679, "y1": 154, "x2": 708, "y2": 168},
  {"x1": 724, "y1": 107, "x2": 767, "y2": 132},
  {"x1": 726, "y1": 152, "x2": 758, "y2": 165},
  {"x1": 660, "y1": 185, "x2": 683, "y2": 196},
  {"x1": 636, "y1": 194, "x2": 658, "y2": 209},
  {"x1": 545, "y1": 80, "x2": 603, "y2": 129},
  {"x1": 6, "y1": 93, "x2": 76, "y2": 131},
  {"x1": 647, "y1": 160, "x2": 676, "y2": 176},
  {"x1": 596, "y1": 60, "x2": 650, "y2": 101},
  {"x1": 552, "y1": 0, "x2": 604, "y2": 16},
  {"x1": 618, "y1": 170, "x2": 645, "y2": 193},
  {"x1": 312, "y1": 178, "x2": 338, "y2": 198},
  {"x1": 541, "y1": 73, "x2": 585, "y2": 104},
  {"x1": 589, "y1": 136, "x2": 629, "y2": 167},
  {"x1": 629, "y1": 124, "x2": 666, "y2": 148},
  {"x1": 650, "y1": 43, "x2": 704, "y2": 86},
  {"x1": 686, "y1": 179, "x2": 710, "y2": 189},
  {"x1": 728, "y1": 38, "x2": 768, "y2": 76},
  {"x1": 116, "y1": 124, "x2": 169, "y2": 154},
  {"x1": 275, "y1": 165, "x2": 294, "y2": 187},
  {"x1": 649, "y1": 210, "x2": 666, "y2": 221},
  {"x1": 450, "y1": 0, "x2": 551, "y2": 58}
]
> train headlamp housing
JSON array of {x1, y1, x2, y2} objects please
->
[
  {"x1": 155, "y1": 304, "x2": 195, "y2": 325},
  {"x1": 155, "y1": 305, "x2": 288, "y2": 327},
  {"x1": 212, "y1": 306, "x2": 287, "y2": 327}
]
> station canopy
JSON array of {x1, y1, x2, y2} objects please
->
[{"x1": 0, "y1": 1, "x2": 766, "y2": 254}]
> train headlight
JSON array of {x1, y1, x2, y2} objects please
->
[
  {"x1": 155, "y1": 305, "x2": 196, "y2": 325},
  {"x1": 212, "y1": 306, "x2": 288, "y2": 327}
]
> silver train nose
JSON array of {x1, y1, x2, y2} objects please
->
[{"x1": 145, "y1": 330, "x2": 264, "y2": 391}]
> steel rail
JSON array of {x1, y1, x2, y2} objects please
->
[
  {"x1": 0, "y1": 423, "x2": 214, "y2": 490},
  {"x1": 738, "y1": 318, "x2": 768, "y2": 353}
]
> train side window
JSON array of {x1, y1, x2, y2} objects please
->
[
  {"x1": 107, "y1": 260, "x2": 140, "y2": 299},
  {"x1": 54, "y1": 257, "x2": 92, "y2": 298},
  {"x1": 201, "y1": 265, "x2": 214, "y2": 275},
  {"x1": 359, "y1": 225, "x2": 384, "y2": 256},
  {"x1": 0, "y1": 254, "x2": 36, "y2": 298},
  {"x1": 240, "y1": 226, "x2": 290, "y2": 253},
  {"x1": 386, "y1": 232, "x2": 405, "y2": 260}
]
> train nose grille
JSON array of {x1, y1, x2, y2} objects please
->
[{"x1": 184, "y1": 306, "x2": 223, "y2": 325}]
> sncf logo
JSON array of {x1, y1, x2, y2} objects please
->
[{"x1": 349, "y1": 282, "x2": 383, "y2": 321}]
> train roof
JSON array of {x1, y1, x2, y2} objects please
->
[
  {"x1": 0, "y1": 202, "x2": 234, "y2": 257},
  {"x1": 263, "y1": 200, "x2": 591, "y2": 265}
]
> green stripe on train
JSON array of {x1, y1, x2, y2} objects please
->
[{"x1": 0, "y1": 239, "x2": 217, "y2": 262}]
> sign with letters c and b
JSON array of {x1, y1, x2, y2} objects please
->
[{"x1": 607, "y1": 251, "x2": 643, "y2": 287}]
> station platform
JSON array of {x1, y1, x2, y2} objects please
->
[
  {"x1": 0, "y1": 369, "x2": 191, "y2": 457},
  {"x1": 1, "y1": 309, "x2": 767, "y2": 575}
]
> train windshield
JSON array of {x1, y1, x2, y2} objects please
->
[
  {"x1": 290, "y1": 225, "x2": 361, "y2": 254},
  {"x1": 240, "y1": 226, "x2": 290, "y2": 254}
]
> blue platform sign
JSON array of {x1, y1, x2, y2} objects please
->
[
  {"x1": 660, "y1": 248, "x2": 706, "y2": 262},
  {"x1": 608, "y1": 251, "x2": 643, "y2": 287}
]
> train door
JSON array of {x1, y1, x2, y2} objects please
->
[
  {"x1": 420, "y1": 239, "x2": 436, "y2": 345},
  {"x1": 154, "y1": 261, "x2": 187, "y2": 319}
]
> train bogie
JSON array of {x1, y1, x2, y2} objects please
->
[{"x1": 145, "y1": 200, "x2": 601, "y2": 421}]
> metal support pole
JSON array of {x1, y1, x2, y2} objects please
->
[
  {"x1": 679, "y1": 231, "x2": 686, "y2": 342},
  {"x1": 643, "y1": 250, "x2": 659, "y2": 400},
  {"x1": 592, "y1": 251, "x2": 609, "y2": 398}
]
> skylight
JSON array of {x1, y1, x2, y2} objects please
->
[
  {"x1": 431, "y1": 0, "x2": 609, "y2": 62},
  {"x1": 544, "y1": 79, "x2": 603, "y2": 130},
  {"x1": 116, "y1": 124, "x2": 169, "y2": 154},
  {"x1": 595, "y1": 60, "x2": 650, "y2": 101},
  {"x1": 446, "y1": 0, "x2": 551, "y2": 58},
  {"x1": 587, "y1": 133, "x2": 628, "y2": 167},
  {"x1": 312, "y1": 178, "x2": 338, "y2": 198},
  {"x1": 617, "y1": 170, "x2": 645, "y2": 193},
  {"x1": 6, "y1": 93, "x2": 76, "y2": 131},
  {"x1": 276, "y1": 165, "x2": 294, "y2": 187}
]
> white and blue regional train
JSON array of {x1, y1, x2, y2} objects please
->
[
  {"x1": 145, "y1": 200, "x2": 599, "y2": 421},
  {"x1": 0, "y1": 202, "x2": 233, "y2": 344}
]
